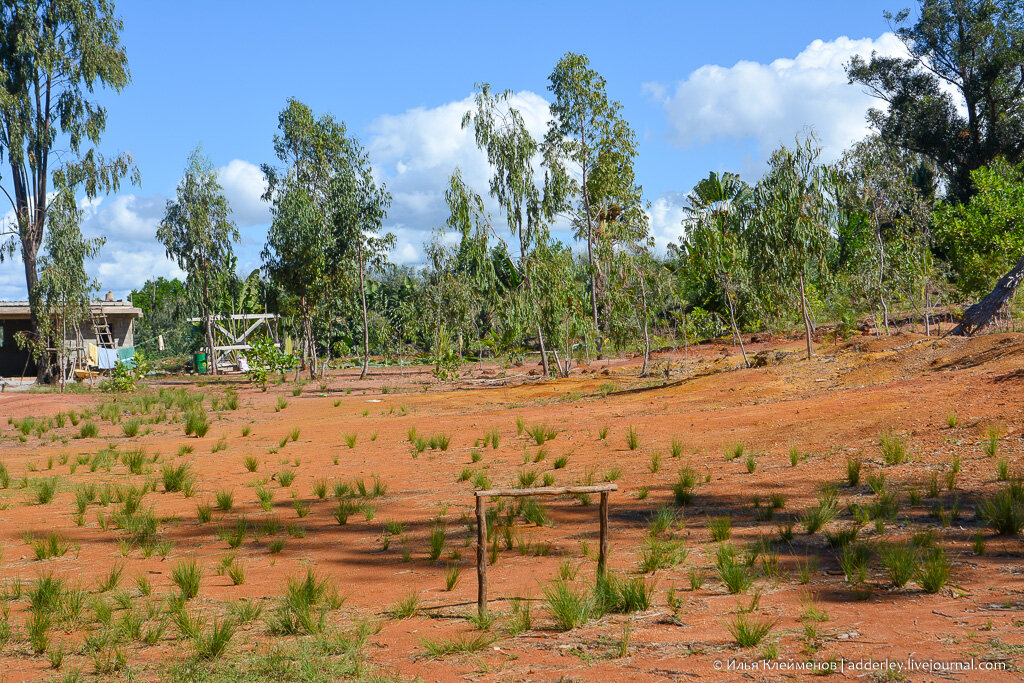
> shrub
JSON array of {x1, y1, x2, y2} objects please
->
[
  {"x1": 917, "y1": 548, "x2": 951, "y2": 593},
  {"x1": 716, "y1": 546, "x2": 753, "y2": 594},
  {"x1": 638, "y1": 537, "x2": 688, "y2": 573},
  {"x1": 846, "y1": 457, "x2": 862, "y2": 486},
  {"x1": 388, "y1": 591, "x2": 419, "y2": 619},
  {"x1": 185, "y1": 410, "x2": 209, "y2": 438},
  {"x1": 428, "y1": 524, "x2": 446, "y2": 560},
  {"x1": 194, "y1": 618, "x2": 236, "y2": 659},
  {"x1": 726, "y1": 442, "x2": 745, "y2": 461},
  {"x1": 672, "y1": 467, "x2": 696, "y2": 505},
  {"x1": 278, "y1": 470, "x2": 296, "y2": 487},
  {"x1": 625, "y1": 426, "x2": 640, "y2": 450},
  {"x1": 544, "y1": 580, "x2": 592, "y2": 631},
  {"x1": 707, "y1": 516, "x2": 731, "y2": 542},
  {"x1": 33, "y1": 477, "x2": 59, "y2": 504},
  {"x1": 79, "y1": 422, "x2": 99, "y2": 439},
  {"x1": 976, "y1": 484, "x2": 1024, "y2": 535},
  {"x1": 996, "y1": 458, "x2": 1010, "y2": 481},
  {"x1": 444, "y1": 565, "x2": 462, "y2": 591},
  {"x1": 215, "y1": 490, "x2": 234, "y2": 512},
  {"x1": 879, "y1": 430, "x2": 908, "y2": 465},
  {"x1": 881, "y1": 543, "x2": 919, "y2": 588},
  {"x1": 801, "y1": 492, "x2": 839, "y2": 535},
  {"x1": 162, "y1": 464, "x2": 192, "y2": 493},
  {"x1": 197, "y1": 502, "x2": 212, "y2": 524},
  {"x1": 728, "y1": 613, "x2": 775, "y2": 647},
  {"x1": 420, "y1": 633, "x2": 495, "y2": 659},
  {"x1": 121, "y1": 420, "x2": 140, "y2": 438},
  {"x1": 984, "y1": 425, "x2": 1001, "y2": 457},
  {"x1": 171, "y1": 558, "x2": 202, "y2": 599},
  {"x1": 838, "y1": 542, "x2": 873, "y2": 584},
  {"x1": 526, "y1": 424, "x2": 557, "y2": 446}
]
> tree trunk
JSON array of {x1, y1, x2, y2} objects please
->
[
  {"x1": 205, "y1": 314, "x2": 217, "y2": 377},
  {"x1": 638, "y1": 269, "x2": 651, "y2": 377},
  {"x1": 950, "y1": 253, "x2": 1024, "y2": 336},
  {"x1": 23, "y1": 244, "x2": 51, "y2": 383},
  {"x1": 358, "y1": 241, "x2": 371, "y2": 380},
  {"x1": 202, "y1": 271, "x2": 218, "y2": 376},
  {"x1": 725, "y1": 288, "x2": 750, "y2": 368},
  {"x1": 798, "y1": 272, "x2": 813, "y2": 359},
  {"x1": 876, "y1": 224, "x2": 891, "y2": 334},
  {"x1": 536, "y1": 325, "x2": 550, "y2": 376}
]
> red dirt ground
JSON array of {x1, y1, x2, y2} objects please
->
[{"x1": 0, "y1": 330, "x2": 1023, "y2": 681}]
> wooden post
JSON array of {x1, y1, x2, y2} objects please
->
[
  {"x1": 598, "y1": 490, "x2": 609, "y2": 575},
  {"x1": 476, "y1": 493, "x2": 487, "y2": 617},
  {"x1": 473, "y1": 484, "x2": 614, "y2": 612}
]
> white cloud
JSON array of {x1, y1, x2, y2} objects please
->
[
  {"x1": 367, "y1": 91, "x2": 552, "y2": 261},
  {"x1": 81, "y1": 194, "x2": 164, "y2": 243},
  {"x1": 217, "y1": 159, "x2": 269, "y2": 227},
  {"x1": 645, "y1": 33, "x2": 908, "y2": 163},
  {"x1": 94, "y1": 246, "x2": 184, "y2": 295},
  {"x1": 646, "y1": 193, "x2": 689, "y2": 252}
]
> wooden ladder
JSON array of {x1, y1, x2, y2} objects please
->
[{"x1": 90, "y1": 310, "x2": 115, "y2": 348}]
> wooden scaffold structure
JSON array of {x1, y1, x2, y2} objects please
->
[{"x1": 187, "y1": 313, "x2": 281, "y2": 372}]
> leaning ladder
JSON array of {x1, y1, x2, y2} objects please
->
[{"x1": 90, "y1": 310, "x2": 115, "y2": 348}]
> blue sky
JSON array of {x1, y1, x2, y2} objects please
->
[{"x1": 0, "y1": 0, "x2": 907, "y2": 300}]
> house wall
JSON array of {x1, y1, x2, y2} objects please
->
[
  {"x1": 0, "y1": 314, "x2": 137, "y2": 377},
  {"x1": 75, "y1": 316, "x2": 135, "y2": 347}
]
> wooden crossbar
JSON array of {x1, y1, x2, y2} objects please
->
[{"x1": 474, "y1": 484, "x2": 616, "y2": 617}]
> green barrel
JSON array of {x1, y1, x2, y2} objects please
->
[{"x1": 194, "y1": 353, "x2": 209, "y2": 374}]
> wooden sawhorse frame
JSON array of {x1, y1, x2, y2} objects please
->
[{"x1": 474, "y1": 483, "x2": 617, "y2": 616}]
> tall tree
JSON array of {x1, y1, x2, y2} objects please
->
[
  {"x1": 544, "y1": 52, "x2": 645, "y2": 357},
  {"x1": 847, "y1": 0, "x2": 1024, "y2": 202},
  {"x1": 262, "y1": 98, "x2": 393, "y2": 380},
  {"x1": 463, "y1": 84, "x2": 569, "y2": 376},
  {"x1": 839, "y1": 136, "x2": 936, "y2": 334},
  {"x1": 683, "y1": 171, "x2": 753, "y2": 367},
  {"x1": 262, "y1": 99, "x2": 353, "y2": 379},
  {"x1": 331, "y1": 135, "x2": 394, "y2": 380},
  {"x1": 749, "y1": 136, "x2": 838, "y2": 359},
  {"x1": 33, "y1": 186, "x2": 103, "y2": 389},
  {"x1": 937, "y1": 158, "x2": 1024, "y2": 333},
  {"x1": 0, "y1": 0, "x2": 138, "y2": 381},
  {"x1": 157, "y1": 146, "x2": 239, "y2": 376}
]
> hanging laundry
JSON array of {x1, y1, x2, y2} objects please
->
[{"x1": 97, "y1": 348, "x2": 118, "y2": 370}]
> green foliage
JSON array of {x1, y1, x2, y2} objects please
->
[
  {"x1": 977, "y1": 483, "x2": 1024, "y2": 535},
  {"x1": 157, "y1": 146, "x2": 239, "y2": 379},
  {"x1": 244, "y1": 338, "x2": 297, "y2": 388}
]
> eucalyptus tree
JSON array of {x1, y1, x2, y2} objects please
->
[
  {"x1": 329, "y1": 134, "x2": 394, "y2": 380},
  {"x1": 683, "y1": 171, "x2": 752, "y2": 367},
  {"x1": 157, "y1": 146, "x2": 239, "y2": 376},
  {"x1": 33, "y1": 187, "x2": 103, "y2": 389},
  {"x1": 544, "y1": 52, "x2": 646, "y2": 356},
  {"x1": 0, "y1": 0, "x2": 138, "y2": 380},
  {"x1": 262, "y1": 99, "x2": 346, "y2": 377},
  {"x1": 463, "y1": 84, "x2": 569, "y2": 376},
  {"x1": 262, "y1": 182, "x2": 329, "y2": 376},
  {"x1": 261, "y1": 99, "x2": 393, "y2": 380},
  {"x1": 748, "y1": 136, "x2": 838, "y2": 359},
  {"x1": 839, "y1": 136, "x2": 935, "y2": 333},
  {"x1": 532, "y1": 239, "x2": 588, "y2": 377}
]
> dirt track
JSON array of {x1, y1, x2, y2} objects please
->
[{"x1": 0, "y1": 331, "x2": 1022, "y2": 680}]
